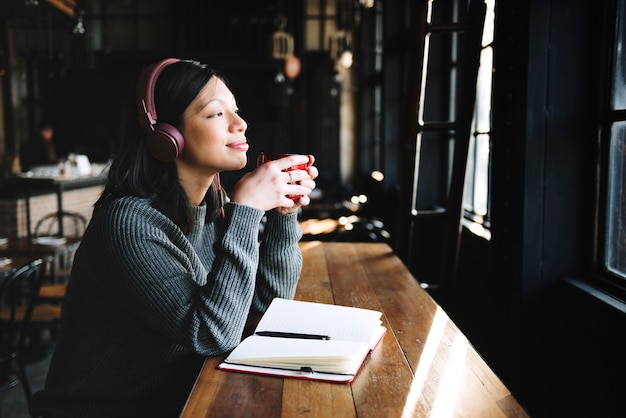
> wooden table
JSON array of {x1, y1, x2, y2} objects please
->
[
  {"x1": 0, "y1": 237, "x2": 81, "y2": 282},
  {"x1": 0, "y1": 237, "x2": 81, "y2": 258},
  {"x1": 0, "y1": 255, "x2": 42, "y2": 279},
  {"x1": 181, "y1": 242, "x2": 528, "y2": 417},
  {"x1": 9, "y1": 173, "x2": 105, "y2": 237}
]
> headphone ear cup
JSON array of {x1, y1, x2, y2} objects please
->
[{"x1": 144, "y1": 122, "x2": 185, "y2": 163}]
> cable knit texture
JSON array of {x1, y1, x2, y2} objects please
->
[{"x1": 30, "y1": 197, "x2": 302, "y2": 417}]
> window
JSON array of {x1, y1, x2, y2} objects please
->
[
  {"x1": 606, "y1": 121, "x2": 626, "y2": 278},
  {"x1": 305, "y1": 0, "x2": 337, "y2": 52},
  {"x1": 463, "y1": 0, "x2": 495, "y2": 231},
  {"x1": 599, "y1": 0, "x2": 626, "y2": 288}
]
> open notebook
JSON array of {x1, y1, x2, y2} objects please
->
[{"x1": 218, "y1": 298, "x2": 386, "y2": 383}]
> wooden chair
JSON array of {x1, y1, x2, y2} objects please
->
[
  {"x1": 34, "y1": 211, "x2": 87, "y2": 303},
  {"x1": 38, "y1": 281, "x2": 70, "y2": 303},
  {"x1": 0, "y1": 259, "x2": 58, "y2": 403},
  {"x1": 34, "y1": 211, "x2": 87, "y2": 241}
]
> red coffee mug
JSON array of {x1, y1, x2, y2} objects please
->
[{"x1": 257, "y1": 152, "x2": 311, "y2": 199}]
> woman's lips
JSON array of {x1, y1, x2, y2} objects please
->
[{"x1": 228, "y1": 141, "x2": 249, "y2": 151}]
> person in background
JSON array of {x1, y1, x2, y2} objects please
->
[
  {"x1": 19, "y1": 121, "x2": 58, "y2": 171},
  {"x1": 30, "y1": 58, "x2": 318, "y2": 417}
]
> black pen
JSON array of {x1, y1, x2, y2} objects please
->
[{"x1": 255, "y1": 331, "x2": 331, "y2": 340}]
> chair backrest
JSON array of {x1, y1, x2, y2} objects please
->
[
  {"x1": 0, "y1": 258, "x2": 46, "y2": 403},
  {"x1": 34, "y1": 211, "x2": 87, "y2": 239},
  {"x1": 0, "y1": 259, "x2": 46, "y2": 340}
]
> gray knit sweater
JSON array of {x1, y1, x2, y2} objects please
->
[{"x1": 30, "y1": 196, "x2": 302, "y2": 417}]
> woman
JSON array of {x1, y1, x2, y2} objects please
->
[{"x1": 30, "y1": 58, "x2": 318, "y2": 417}]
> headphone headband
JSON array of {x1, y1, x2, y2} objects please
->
[
  {"x1": 135, "y1": 58, "x2": 180, "y2": 131},
  {"x1": 135, "y1": 58, "x2": 184, "y2": 162}
]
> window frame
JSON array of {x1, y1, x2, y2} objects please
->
[
  {"x1": 593, "y1": 0, "x2": 626, "y2": 299},
  {"x1": 463, "y1": 0, "x2": 495, "y2": 232}
]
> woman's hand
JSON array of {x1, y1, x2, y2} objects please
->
[{"x1": 230, "y1": 154, "x2": 318, "y2": 213}]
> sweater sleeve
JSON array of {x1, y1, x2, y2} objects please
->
[
  {"x1": 251, "y1": 210, "x2": 303, "y2": 312},
  {"x1": 91, "y1": 198, "x2": 266, "y2": 356}
]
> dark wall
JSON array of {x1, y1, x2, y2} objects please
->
[
  {"x1": 5, "y1": 0, "x2": 395, "y2": 211},
  {"x1": 39, "y1": 0, "x2": 306, "y2": 163},
  {"x1": 33, "y1": 0, "x2": 348, "y2": 195}
]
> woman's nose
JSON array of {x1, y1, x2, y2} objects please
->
[{"x1": 232, "y1": 113, "x2": 247, "y2": 132}]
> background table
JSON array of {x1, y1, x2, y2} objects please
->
[
  {"x1": 0, "y1": 237, "x2": 81, "y2": 257},
  {"x1": 181, "y1": 242, "x2": 528, "y2": 417},
  {"x1": 0, "y1": 255, "x2": 42, "y2": 279},
  {"x1": 0, "y1": 237, "x2": 81, "y2": 282},
  {"x1": 16, "y1": 174, "x2": 106, "y2": 237}
]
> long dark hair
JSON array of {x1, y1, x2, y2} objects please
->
[{"x1": 95, "y1": 59, "x2": 225, "y2": 232}]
